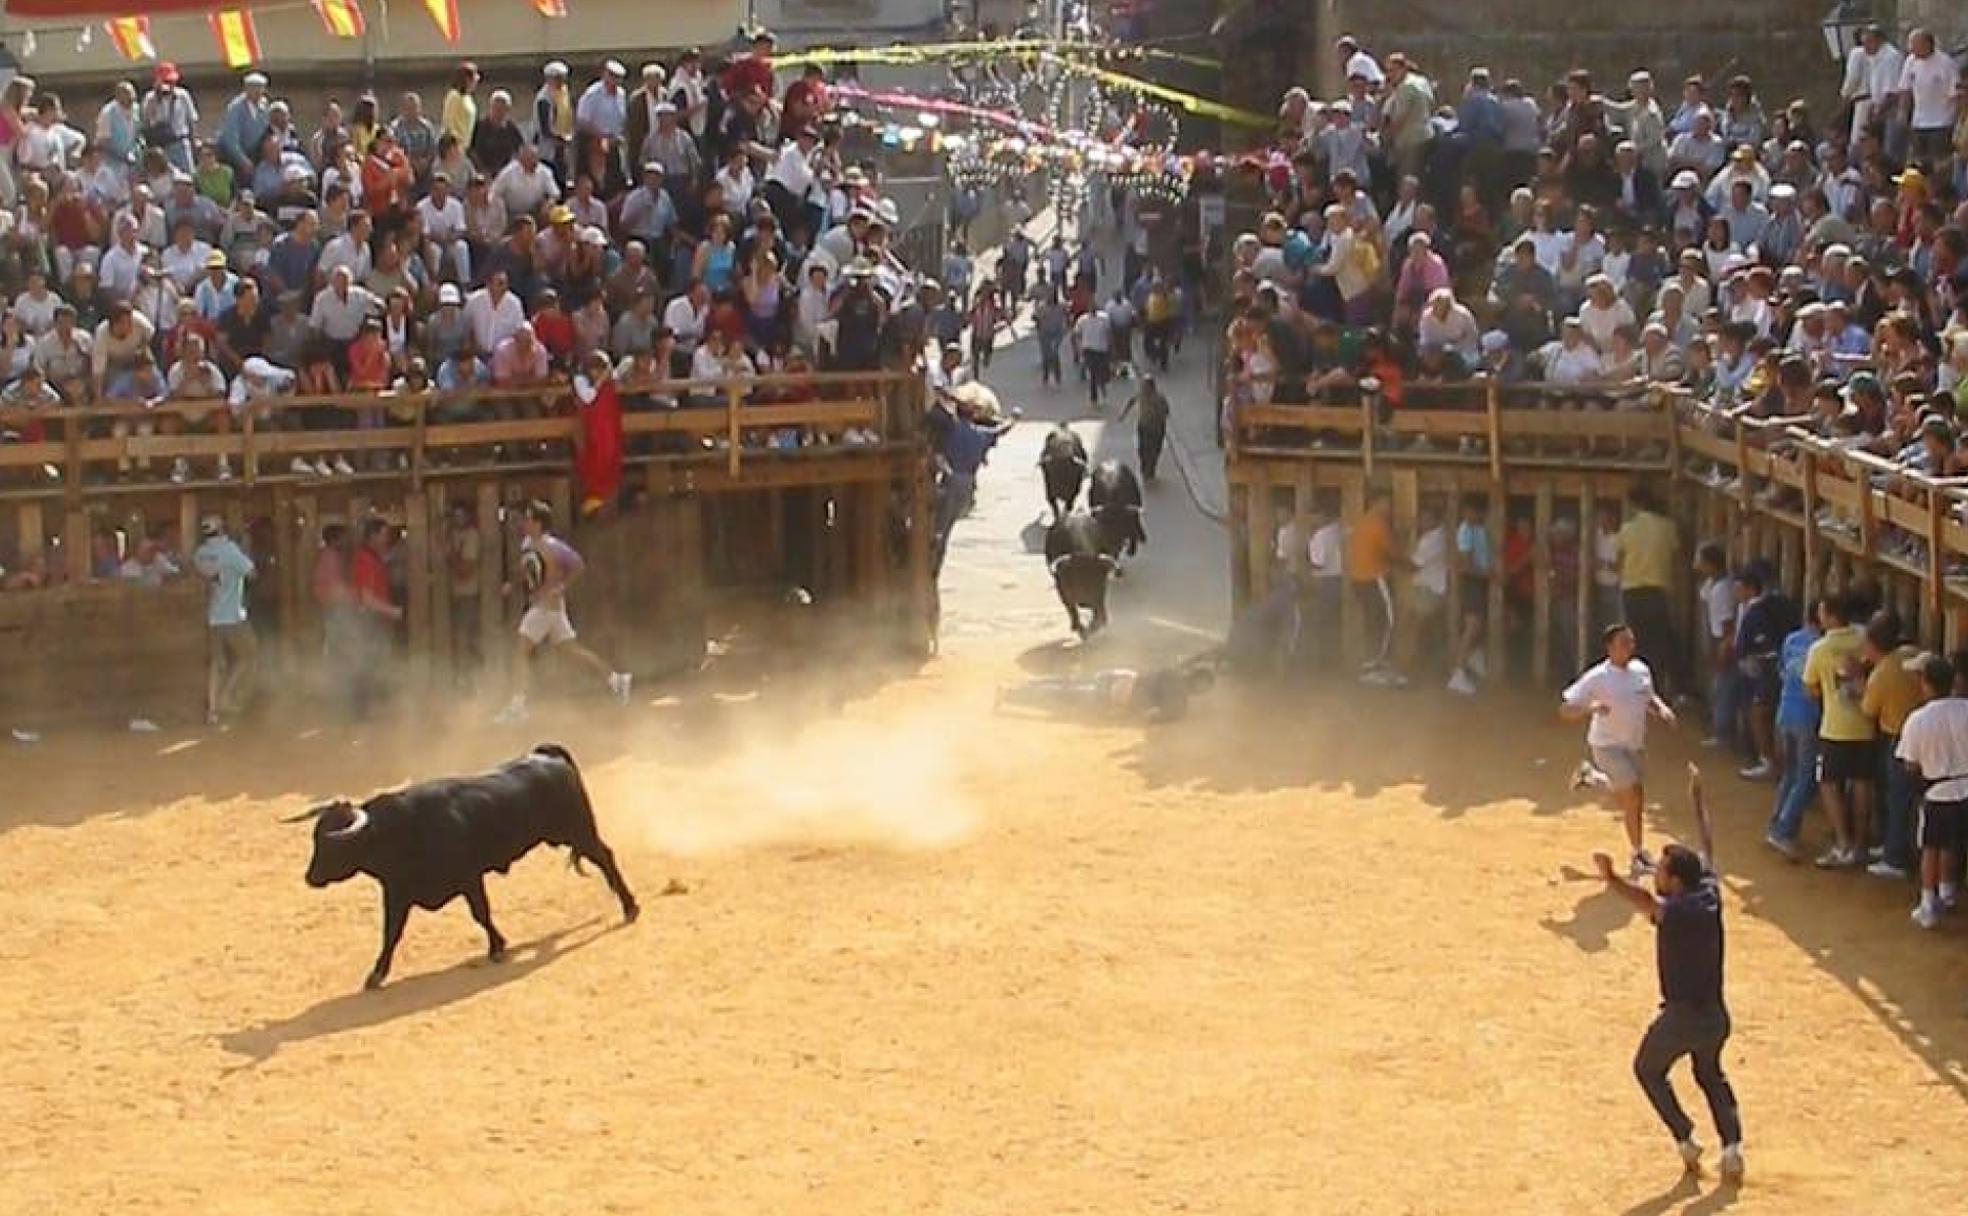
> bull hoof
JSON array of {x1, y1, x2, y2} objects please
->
[
  {"x1": 622, "y1": 901, "x2": 642, "y2": 924},
  {"x1": 488, "y1": 942, "x2": 509, "y2": 963},
  {"x1": 364, "y1": 970, "x2": 387, "y2": 991}
]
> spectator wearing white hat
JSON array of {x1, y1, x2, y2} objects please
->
[
  {"x1": 577, "y1": 60, "x2": 629, "y2": 145},
  {"x1": 218, "y1": 72, "x2": 271, "y2": 179},
  {"x1": 625, "y1": 63, "x2": 669, "y2": 173},
  {"x1": 192, "y1": 513, "x2": 256, "y2": 727},
  {"x1": 534, "y1": 60, "x2": 576, "y2": 175}
]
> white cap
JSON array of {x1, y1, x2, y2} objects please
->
[
  {"x1": 243, "y1": 72, "x2": 268, "y2": 87},
  {"x1": 438, "y1": 283, "x2": 462, "y2": 305},
  {"x1": 543, "y1": 60, "x2": 569, "y2": 79},
  {"x1": 604, "y1": 59, "x2": 626, "y2": 78}
]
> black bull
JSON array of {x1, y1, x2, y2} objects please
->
[
  {"x1": 1044, "y1": 511, "x2": 1119, "y2": 636},
  {"x1": 1038, "y1": 425, "x2": 1088, "y2": 520},
  {"x1": 1087, "y1": 460, "x2": 1146, "y2": 558},
  {"x1": 293, "y1": 744, "x2": 639, "y2": 989}
]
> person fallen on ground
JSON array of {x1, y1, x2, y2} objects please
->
[
  {"x1": 1565, "y1": 622, "x2": 1678, "y2": 878},
  {"x1": 996, "y1": 660, "x2": 1218, "y2": 724},
  {"x1": 1590, "y1": 761, "x2": 1745, "y2": 1185}
]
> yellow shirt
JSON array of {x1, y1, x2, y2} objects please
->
[
  {"x1": 1804, "y1": 625, "x2": 1876, "y2": 742},
  {"x1": 1616, "y1": 510, "x2": 1677, "y2": 590},
  {"x1": 1862, "y1": 644, "x2": 1926, "y2": 735},
  {"x1": 442, "y1": 89, "x2": 477, "y2": 149}
]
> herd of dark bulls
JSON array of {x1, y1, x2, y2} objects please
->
[{"x1": 1038, "y1": 424, "x2": 1147, "y2": 638}]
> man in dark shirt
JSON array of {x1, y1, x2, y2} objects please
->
[
  {"x1": 1731, "y1": 562, "x2": 1795, "y2": 781},
  {"x1": 1593, "y1": 763, "x2": 1744, "y2": 1183}
]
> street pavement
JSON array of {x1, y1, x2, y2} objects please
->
[{"x1": 936, "y1": 296, "x2": 1232, "y2": 673}]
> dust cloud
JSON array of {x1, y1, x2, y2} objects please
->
[{"x1": 589, "y1": 699, "x2": 984, "y2": 856}]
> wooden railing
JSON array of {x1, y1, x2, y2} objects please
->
[
  {"x1": 0, "y1": 370, "x2": 927, "y2": 499},
  {"x1": 1229, "y1": 378, "x2": 1673, "y2": 478}
]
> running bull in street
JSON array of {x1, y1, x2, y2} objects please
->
[
  {"x1": 1039, "y1": 424, "x2": 1089, "y2": 521},
  {"x1": 293, "y1": 744, "x2": 639, "y2": 990},
  {"x1": 1044, "y1": 510, "x2": 1120, "y2": 637},
  {"x1": 1087, "y1": 459, "x2": 1146, "y2": 560}
]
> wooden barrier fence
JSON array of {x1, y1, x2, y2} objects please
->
[{"x1": 1225, "y1": 378, "x2": 1968, "y2": 688}]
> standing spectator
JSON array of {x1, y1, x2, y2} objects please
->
[
  {"x1": 1732, "y1": 564, "x2": 1793, "y2": 782},
  {"x1": 1896, "y1": 655, "x2": 1968, "y2": 929},
  {"x1": 444, "y1": 501, "x2": 482, "y2": 682},
  {"x1": 441, "y1": 61, "x2": 480, "y2": 150},
  {"x1": 1898, "y1": 28, "x2": 1960, "y2": 167},
  {"x1": 1861, "y1": 611, "x2": 1926, "y2": 880},
  {"x1": 1802, "y1": 592, "x2": 1875, "y2": 869},
  {"x1": 192, "y1": 514, "x2": 256, "y2": 727},
  {"x1": 140, "y1": 62, "x2": 198, "y2": 174},
  {"x1": 1615, "y1": 484, "x2": 1680, "y2": 698},
  {"x1": 346, "y1": 517, "x2": 402, "y2": 719}
]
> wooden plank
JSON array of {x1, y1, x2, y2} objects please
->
[
  {"x1": 62, "y1": 509, "x2": 89, "y2": 583},
  {"x1": 1246, "y1": 465, "x2": 1272, "y2": 605},
  {"x1": 1339, "y1": 474, "x2": 1364, "y2": 666},
  {"x1": 904, "y1": 465, "x2": 934, "y2": 655},
  {"x1": 1929, "y1": 490, "x2": 1947, "y2": 648},
  {"x1": 476, "y1": 482, "x2": 504, "y2": 681},
  {"x1": 1485, "y1": 489, "x2": 1506, "y2": 681},
  {"x1": 428, "y1": 491, "x2": 453, "y2": 669},
  {"x1": 273, "y1": 487, "x2": 297, "y2": 669},
  {"x1": 1227, "y1": 477, "x2": 1251, "y2": 613},
  {"x1": 404, "y1": 490, "x2": 432, "y2": 691},
  {"x1": 291, "y1": 493, "x2": 318, "y2": 649},
  {"x1": 1801, "y1": 451, "x2": 1820, "y2": 608},
  {"x1": 1533, "y1": 482, "x2": 1553, "y2": 687},
  {"x1": 17, "y1": 500, "x2": 44, "y2": 564},
  {"x1": 1577, "y1": 480, "x2": 1595, "y2": 675},
  {"x1": 857, "y1": 481, "x2": 887, "y2": 622},
  {"x1": 177, "y1": 493, "x2": 197, "y2": 568},
  {"x1": 1391, "y1": 469, "x2": 1419, "y2": 670},
  {"x1": 1485, "y1": 376, "x2": 1504, "y2": 484}
]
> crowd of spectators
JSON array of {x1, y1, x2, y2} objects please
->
[
  {"x1": 0, "y1": 31, "x2": 946, "y2": 493},
  {"x1": 1224, "y1": 25, "x2": 1968, "y2": 460}
]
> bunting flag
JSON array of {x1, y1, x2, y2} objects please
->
[
  {"x1": 532, "y1": 0, "x2": 569, "y2": 16},
  {"x1": 421, "y1": 0, "x2": 461, "y2": 42},
  {"x1": 207, "y1": 10, "x2": 261, "y2": 68},
  {"x1": 313, "y1": 0, "x2": 366, "y2": 38},
  {"x1": 103, "y1": 17, "x2": 155, "y2": 62}
]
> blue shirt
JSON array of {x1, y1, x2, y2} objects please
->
[
  {"x1": 193, "y1": 536, "x2": 255, "y2": 627},
  {"x1": 1455, "y1": 520, "x2": 1493, "y2": 575},
  {"x1": 1775, "y1": 625, "x2": 1822, "y2": 731},
  {"x1": 942, "y1": 417, "x2": 1005, "y2": 477}
]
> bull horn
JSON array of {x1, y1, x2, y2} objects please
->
[
  {"x1": 1048, "y1": 556, "x2": 1070, "y2": 577},
  {"x1": 281, "y1": 804, "x2": 332, "y2": 824},
  {"x1": 327, "y1": 806, "x2": 371, "y2": 839}
]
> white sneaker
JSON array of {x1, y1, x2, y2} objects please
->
[
  {"x1": 216, "y1": 457, "x2": 234, "y2": 481},
  {"x1": 1446, "y1": 668, "x2": 1478, "y2": 696},
  {"x1": 609, "y1": 671, "x2": 633, "y2": 705},
  {"x1": 1676, "y1": 1136, "x2": 1703, "y2": 1172},
  {"x1": 1571, "y1": 761, "x2": 1610, "y2": 791},
  {"x1": 1814, "y1": 846, "x2": 1856, "y2": 869},
  {"x1": 1719, "y1": 1144, "x2": 1744, "y2": 1183},
  {"x1": 1912, "y1": 901, "x2": 1942, "y2": 930},
  {"x1": 1737, "y1": 761, "x2": 1775, "y2": 781},
  {"x1": 312, "y1": 458, "x2": 335, "y2": 477},
  {"x1": 1942, "y1": 886, "x2": 1960, "y2": 911},
  {"x1": 493, "y1": 697, "x2": 528, "y2": 725},
  {"x1": 1762, "y1": 832, "x2": 1800, "y2": 861},
  {"x1": 170, "y1": 457, "x2": 191, "y2": 484},
  {"x1": 332, "y1": 455, "x2": 356, "y2": 476},
  {"x1": 1466, "y1": 650, "x2": 1487, "y2": 678},
  {"x1": 291, "y1": 456, "x2": 316, "y2": 476},
  {"x1": 1866, "y1": 860, "x2": 1911, "y2": 881},
  {"x1": 1630, "y1": 850, "x2": 1656, "y2": 879}
]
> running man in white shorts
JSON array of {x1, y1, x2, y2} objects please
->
[
  {"x1": 1563, "y1": 622, "x2": 1679, "y2": 878},
  {"x1": 495, "y1": 500, "x2": 631, "y2": 723}
]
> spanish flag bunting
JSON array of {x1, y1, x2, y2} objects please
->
[
  {"x1": 422, "y1": 0, "x2": 461, "y2": 42},
  {"x1": 104, "y1": 17, "x2": 155, "y2": 62},
  {"x1": 207, "y1": 10, "x2": 261, "y2": 69},
  {"x1": 313, "y1": 0, "x2": 367, "y2": 39},
  {"x1": 532, "y1": 0, "x2": 570, "y2": 16}
]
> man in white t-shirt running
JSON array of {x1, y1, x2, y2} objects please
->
[
  {"x1": 1563, "y1": 622, "x2": 1679, "y2": 877},
  {"x1": 495, "y1": 500, "x2": 631, "y2": 723}
]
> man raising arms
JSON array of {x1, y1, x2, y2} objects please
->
[{"x1": 1592, "y1": 763, "x2": 1745, "y2": 1184}]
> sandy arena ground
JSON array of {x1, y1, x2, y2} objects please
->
[{"x1": 5, "y1": 309, "x2": 1968, "y2": 1215}]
